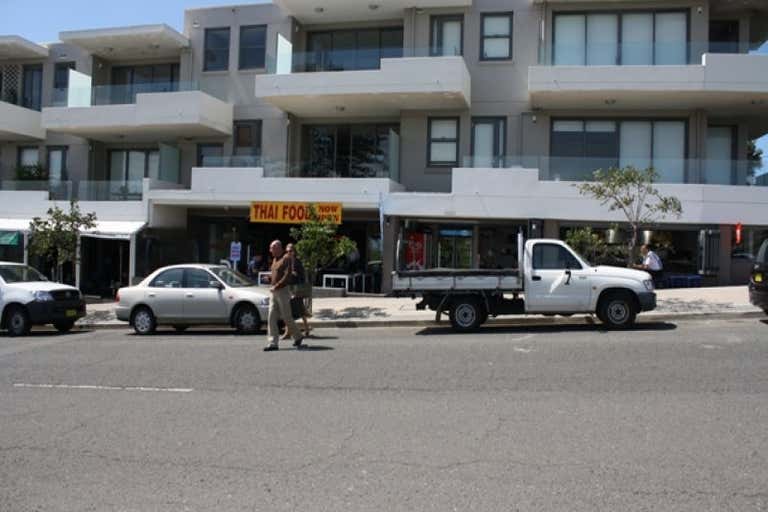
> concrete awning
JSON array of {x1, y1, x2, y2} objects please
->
[
  {"x1": 81, "y1": 221, "x2": 146, "y2": 240},
  {"x1": 275, "y1": 0, "x2": 471, "y2": 23},
  {"x1": 0, "y1": 35, "x2": 49, "y2": 60},
  {"x1": 59, "y1": 24, "x2": 188, "y2": 60},
  {"x1": 0, "y1": 219, "x2": 145, "y2": 240}
]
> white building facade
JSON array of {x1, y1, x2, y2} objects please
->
[{"x1": 1, "y1": 0, "x2": 766, "y2": 294}]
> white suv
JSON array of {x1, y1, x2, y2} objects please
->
[
  {"x1": 0, "y1": 262, "x2": 85, "y2": 336},
  {"x1": 115, "y1": 264, "x2": 271, "y2": 335}
]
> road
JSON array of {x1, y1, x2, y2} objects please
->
[{"x1": 1, "y1": 318, "x2": 767, "y2": 511}]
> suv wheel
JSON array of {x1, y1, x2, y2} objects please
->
[
  {"x1": 132, "y1": 307, "x2": 157, "y2": 335},
  {"x1": 235, "y1": 305, "x2": 260, "y2": 334},
  {"x1": 54, "y1": 320, "x2": 76, "y2": 333},
  {"x1": 5, "y1": 306, "x2": 30, "y2": 337},
  {"x1": 598, "y1": 292, "x2": 637, "y2": 329}
]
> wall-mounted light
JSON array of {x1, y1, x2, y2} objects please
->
[
  {"x1": 369, "y1": 4, "x2": 379, "y2": 10},
  {"x1": 192, "y1": 21, "x2": 201, "y2": 28},
  {"x1": 697, "y1": 6, "x2": 703, "y2": 14},
  {"x1": 314, "y1": 7, "x2": 324, "y2": 13},
  {"x1": 531, "y1": 115, "x2": 537, "y2": 123}
]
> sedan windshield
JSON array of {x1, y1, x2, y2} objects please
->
[
  {"x1": 0, "y1": 264, "x2": 47, "y2": 283},
  {"x1": 210, "y1": 267, "x2": 256, "y2": 288}
]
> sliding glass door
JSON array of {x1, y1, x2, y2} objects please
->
[{"x1": 471, "y1": 118, "x2": 506, "y2": 168}]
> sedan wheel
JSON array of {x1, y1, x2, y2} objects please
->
[
  {"x1": 235, "y1": 305, "x2": 260, "y2": 334},
  {"x1": 132, "y1": 307, "x2": 157, "y2": 335}
]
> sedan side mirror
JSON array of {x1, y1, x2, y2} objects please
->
[{"x1": 210, "y1": 280, "x2": 224, "y2": 290}]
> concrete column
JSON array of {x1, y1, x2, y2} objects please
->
[
  {"x1": 718, "y1": 224, "x2": 733, "y2": 286},
  {"x1": 75, "y1": 236, "x2": 81, "y2": 289},
  {"x1": 129, "y1": 233, "x2": 137, "y2": 286},
  {"x1": 22, "y1": 232, "x2": 29, "y2": 265},
  {"x1": 543, "y1": 220, "x2": 560, "y2": 239},
  {"x1": 381, "y1": 215, "x2": 399, "y2": 294}
]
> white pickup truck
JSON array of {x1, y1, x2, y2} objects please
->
[{"x1": 392, "y1": 237, "x2": 656, "y2": 331}]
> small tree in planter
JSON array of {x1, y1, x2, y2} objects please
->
[
  {"x1": 290, "y1": 205, "x2": 357, "y2": 313},
  {"x1": 576, "y1": 166, "x2": 682, "y2": 265},
  {"x1": 28, "y1": 200, "x2": 97, "y2": 283}
]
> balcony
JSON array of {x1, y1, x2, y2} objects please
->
[
  {"x1": 274, "y1": 0, "x2": 471, "y2": 23},
  {"x1": 255, "y1": 49, "x2": 471, "y2": 117},
  {"x1": 0, "y1": 100, "x2": 45, "y2": 141},
  {"x1": 529, "y1": 49, "x2": 768, "y2": 112},
  {"x1": 59, "y1": 24, "x2": 188, "y2": 60},
  {"x1": 41, "y1": 82, "x2": 233, "y2": 142}
]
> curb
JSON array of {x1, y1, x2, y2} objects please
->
[{"x1": 73, "y1": 309, "x2": 764, "y2": 331}]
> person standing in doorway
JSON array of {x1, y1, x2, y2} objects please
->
[
  {"x1": 634, "y1": 244, "x2": 664, "y2": 284},
  {"x1": 283, "y1": 243, "x2": 311, "y2": 339},
  {"x1": 264, "y1": 240, "x2": 304, "y2": 352}
]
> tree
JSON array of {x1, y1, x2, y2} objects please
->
[
  {"x1": 290, "y1": 206, "x2": 357, "y2": 312},
  {"x1": 28, "y1": 201, "x2": 97, "y2": 283},
  {"x1": 565, "y1": 227, "x2": 608, "y2": 265},
  {"x1": 576, "y1": 166, "x2": 682, "y2": 265},
  {"x1": 747, "y1": 139, "x2": 764, "y2": 185}
]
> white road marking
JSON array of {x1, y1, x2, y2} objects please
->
[{"x1": 13, "y1": 383, "x2": 193, "y2": 393}]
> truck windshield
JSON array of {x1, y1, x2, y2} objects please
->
[
  {"x1": 209, "y1": 267, "x2": 255, "y2": 288},
  {"x1": 0, "y1": 264, "x2": 47, "y2": 283}
]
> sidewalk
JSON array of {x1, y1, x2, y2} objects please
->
[{"x1": 77, "y1": 286, "x2": 762, "y2": 329}]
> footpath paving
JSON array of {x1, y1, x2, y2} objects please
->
[{"x1": 77, "y1": 286, "x2": 762, "y2": 329}]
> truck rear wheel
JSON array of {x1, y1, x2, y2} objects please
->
[
  {"x1": 449, "y1": 297, "x2": 485, "y2": 332},
  {"x1": 598, "y1": 292, "x2": 638, "y2": 329}
]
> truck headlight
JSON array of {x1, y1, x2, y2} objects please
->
[
  {"x1": 33, "y1": 291, "x2": 54, "y2": 302},
  {"x1": 643, "y1": 279, "x2": 655, "y2": 292}
]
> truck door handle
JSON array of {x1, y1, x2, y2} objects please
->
[
  {"x1": 147, "y1": 293, "x2": 156, "y2": 298},
  {"x1": 185, "y1": 294, "x2": 194, "y2": 298},
  {"x1": 532, "y1": 275, "x2": 542, "y2": 281}
]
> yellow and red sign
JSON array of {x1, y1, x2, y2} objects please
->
[{"x1": 250, "y1": 201, "x2": 342, "y2": 224}]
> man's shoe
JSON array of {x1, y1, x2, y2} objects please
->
[
  {"x1": 263, "y1": 345, "x2": 279, "y2": 352},
  {"x1": 293, "y1": 337, "x2": 305, "y2": 349}
]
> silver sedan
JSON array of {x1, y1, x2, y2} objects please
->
[{"x1": 115, "y1": 264, "x2": 270, "y2": 335}]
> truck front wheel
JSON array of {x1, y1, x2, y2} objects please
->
[
  {"x1": 598, "y1": 292, "x2": 638, "y2": 329},
  {"x1": 449, "y1": 297, "x2": 485, "y2": 332}
]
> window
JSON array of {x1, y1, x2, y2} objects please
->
[
  {"x1": 197, "y1": 144, "x2": 224, "y2": 167},
  {"x1": 204, "y1": 27, "x2": 231, "y2": 71},
  {"x1": 306, "y1": 28, "x2": 404, "y2": 72},
  {"x1": 109, "y1": 149, "x2": 159, "y2": 196},
  {"x1": 550, "y1": 119, "x2": 687, "y2": 182},
  {"x1": 532, "y1": 244, "x2": 582, "y2": 270},
  {"x1": 233, "y1": 120, "x2": 262, "y2": 161},
  {"x1": 303, "y1": 123, "x2": 399, "y2": 178},
  {"x1": 553, "y1": 11, "x2": 688, "y2": 66},
  {"x1": 471, "y1": 117, "x2": 506, "y2": 167},
  {"x1": 22, "y1": 64, "x2": 43, "y2": 110},
  {"x1": 184, "y1": 269, "x2": 216, "y2": 289},
  {"x1": 150, "y1": 268, "x2": 183, "y2": 288},
  {"x1": 47, "y1": 147, "x2": 68, "y2": 183},
  {"x1": 18, "y1": 147, "x2": 40, "y2": 167},
  {"x1": 481, "y1": 13, "x2": 513, "y2": 60},
  {"x1": 428, "y1": 118, "x2": 460, "y2": 167},
  {"x1": 431, "y1": 15, "x2": 463, "y2": 56},
  {"x1": 239, "y1": 25, "x2": 267, "y2": 70},
  {"x1": 53, "y1": 62, "x2": 75, "y2": 105},
  {"x1": 709, "y1": 20, "x2": 740, "y2": 54}
]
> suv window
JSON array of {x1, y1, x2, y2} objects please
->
[
  {"x1": 532, "y1": 244, "x2": 582, "y2": 270},
  {"x1": 150, "y1": 268, "x2": 183, "y2": 288},
  {"x1": 185, "y1": 269, "x2": 217, "y2": 289}
]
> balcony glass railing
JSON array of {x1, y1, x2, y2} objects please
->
[
  {"x1": 267, "y1": 47, "x2": 463, "y2": 74},
  {"x1": 460, "y1": 155, "x2": 768, "y2": 186},
  {"x1": 77, "y1": 180, "x2": 144, "y2": 201},
  {"x1": 539, "y1": 40, "x2": 763, "y2": 66},
  {"x1": 0, "y1": 180, "x2": 72, "y2": 200},
  {"x1": 51, "y1": 81, "x2": 200, "y2": 107},
  {"x1": 198, "y1": 157, "x2": 398, "y2": 180}
]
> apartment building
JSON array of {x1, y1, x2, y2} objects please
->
[{"x1": 1, "y1": 0, "x2": 767, "y2": 295}]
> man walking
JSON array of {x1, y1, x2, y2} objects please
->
[{"x1": 264, "y1": 240, "x2": 304, "y2": 352}]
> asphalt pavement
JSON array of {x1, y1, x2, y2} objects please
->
[{"x1": 1, "y1": 318, "x2": 767, "y2": 511}]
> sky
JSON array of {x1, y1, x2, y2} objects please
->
[
  {"x1": 1, "y1": 0, "x2": 766, "y2": 162},
  {"x1": 0, "y1": 0, "x2": 267, "y2": 43}
]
